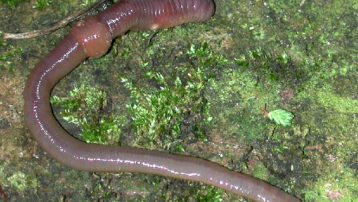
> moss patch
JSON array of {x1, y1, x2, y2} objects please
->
[{"x1": 1, "y1": 0, "x2": 358, "y2": 201}]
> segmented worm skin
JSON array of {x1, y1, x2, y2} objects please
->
[{"x1": 23, "y1": 0, "x2": 299, "y2": 201}]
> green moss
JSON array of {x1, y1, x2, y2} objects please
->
[
  {"x1": 121, "y1": 42, "x2": 224, "y2": 150},
  {"x1": 7, "y1": 171, "x2": 38, "y2": 193},
  {"x1": 123, "y1": 76, "x2": 185, "y2": 149},
  {"x1": 196, "y1": 186, "x2": 223, "y2": 202},
  {"x1": 303, "y1": 167, "x2": 358, "y2": 201},
  {"x1": 80, "y1": 0, "x2": 97, "y2": 7},
  {"x1": 33, "y1": 0, "x2": 51, "y2": 9},
  {"x1": 0, "y1": 44, "x2": 23, "y2": 72},
  {"x1": 316, "y1": 88, "x2": 358, "y2": 114},
  {"x1": 210, "y1": 64, "x2": 289, "y2": 143},
  {"x1": 51, "y1": 84, "x2": 125, "y2": 144},
  {"x1": 1, "y1": 0, "x2": 29, "y2": 8},
  {"x1": 250, "y1": 161, "x2": 271, "y2": 180},
  {"x1": 1, "y1": 0, "x2": 52, "y2": 9}
]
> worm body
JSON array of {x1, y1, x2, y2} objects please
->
[{"x1": 23, "y1": 0, "x2": 299, "y2": 201}]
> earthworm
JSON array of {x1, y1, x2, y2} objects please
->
[{"x1": 23, "y1": 0, "x2": 299, "y2": 201}]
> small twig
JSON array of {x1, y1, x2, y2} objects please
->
[
  {"x1": 299, "y1": 0, "x2": 306, "y2": 7},
  {"x1": 263, "y1": 103, "x2": 269, "y2": 117},
  {"x1": 2, "y1": 0, "x2": 106, "y2": 40}
]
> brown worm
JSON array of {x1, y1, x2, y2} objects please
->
[{"x1": 23, "y1": 0, "x2": 299, "y2": 201}]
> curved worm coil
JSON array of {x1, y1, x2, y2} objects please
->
[{"x1": 23, "y1": 0, "x2": 299, "y2": 201}]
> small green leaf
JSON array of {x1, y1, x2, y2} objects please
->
[
  {"x1": 175, "y1": 144, "x2": 185, "y2": 152},
  {"x1": 268, "y1": 109, "x2": 294, "y2": 126}
]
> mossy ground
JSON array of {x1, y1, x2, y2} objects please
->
[{"x1": 1, "y1": 0, "x2": 357, "y2": 201}]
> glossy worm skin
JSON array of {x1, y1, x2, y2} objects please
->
[{"x1": 23, "y1": 0, "x2": 299, "y2": 201}]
